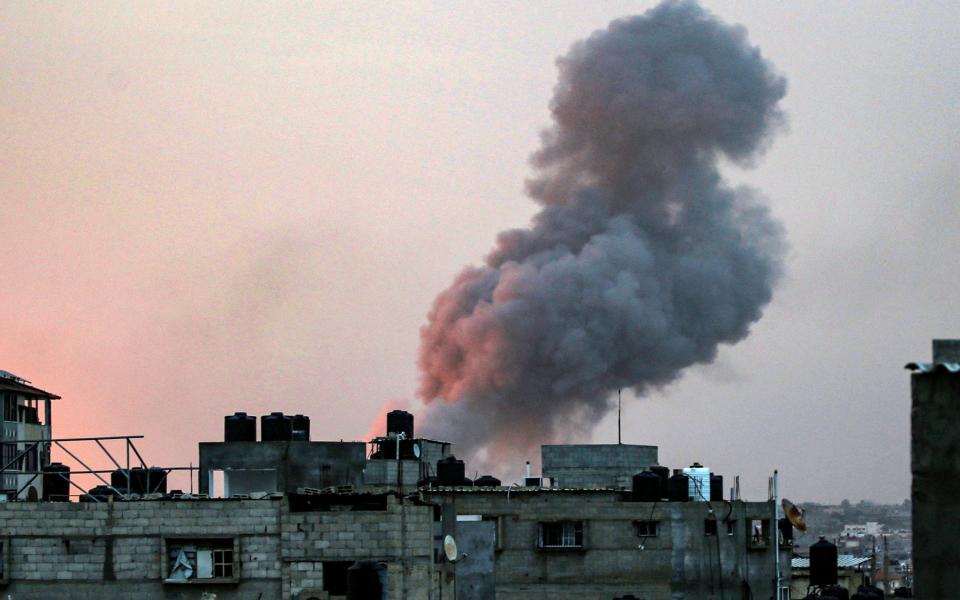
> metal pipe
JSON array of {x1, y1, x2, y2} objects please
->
[{"x1": 54, "y1": 441, "x2": 120, "y2": 494}]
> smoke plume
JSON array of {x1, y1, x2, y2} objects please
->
[{"x1": 418, "y1": 0, "x2": 787, "y2": 469}]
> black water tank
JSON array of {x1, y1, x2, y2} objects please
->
[
  {"x1": 261, "y1": 412, "x2": 293, "y2": 442},
  {"x1": 710, "y1": 474, "x2": 724, "y2": 501},
  {"x1": 81, "y1": 485, "x2": 122, "y2": 503},
  {"x1": 224, "y1": 412, "x2": 256, "y2": 442},
  {"x1": 42, "y1": 462, "x2": 71, "y2": 501},
  {"x1": 667, "y1": 471, "x2": 689, "y2": 501},
  {"x1": 110, "y1": 468, "x2": 130, "y2": 490},
  {"x1": 436, "y1": 456, "x2": 466, "y2": 486},
  {"x1": 632, "y1": 471, "x2": 661, "y2": 502},
  {"x1": 346, "y1": 560, "x2": 386, "y2": 600},
  {"x1": 822, "y1": 585, "x2": 850, "y2": 600},
  {"x1": 386, "y1": 410, "x2": 414, "y2": 438},
  {"x1": 810, "y1": 537, "x2": 839, "y2": 586},
  {"x1": 649, "y1": 465, "x2": 669, "y2": 498},
  {"x1": 147, "y1": 467, "x2": 168, "y2": 494},
  {"x1": 291, "y1": 414, "x2": 311, "y2": 441},
  {"x1": 474, "y1": 475, "x2": 501, "y2": 487},
  {"x1": 852, "y1": 586, "x2": 884, "y2": 600}
]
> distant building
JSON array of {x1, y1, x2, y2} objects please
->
[{"x1": 0, "y1": 370, "x2": 58, "y2": 500}]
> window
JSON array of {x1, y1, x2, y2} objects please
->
[
  {"x1": 705, "y1": 518, "x2": 718, "y2": 536},
  {"x1": 727, "y1": 519, "x2": 736, "y2": 536},
  {"x1": 749, "y1": 519, "x2": 771, "y2": 549},
  {"x1": 635, "y1": 520, "x2": 659, "y2": 537},
  {"x1": 212, "y1": 549, "x2": 233, "y2": 578},
  {"x1": 323, "y1": 561, "x2": 351, "y2": 596},
  {"x1": 1, "y1": 445, "x2": 18, "y2": 470},
  {"x1": 2, "y1": 395, "x2": 16, "y2": 423},
  {"x1": 538, "y1": 521, "x2": 583, "y2": 549},
  {"x1": 164, "y1": 538, "x2": 238, "y2": 583}
]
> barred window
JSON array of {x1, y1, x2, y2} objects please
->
[{"x1": 538, "y1": 521, "x2": 583, "y2": 549}]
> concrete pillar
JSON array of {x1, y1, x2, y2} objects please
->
[{"x1": 910, "y1": 340, "x2": 960, "y2": 599}]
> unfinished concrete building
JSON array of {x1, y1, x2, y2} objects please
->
[
  {"x1": 0, "y1": 379, "x2": 790, "y2": 599},
  {"x1": 425, "y1": 444, "x2": 786, "y2": 600},
  {"x1": 0, "y1": 371, "x2": 58, "y2": 500},
  {"x1": 907, "y1": 339, "x2": 960, "y2": 600}
]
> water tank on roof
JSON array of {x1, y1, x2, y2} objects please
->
[
  {"x1": 42, "y1": 463, "x2": 70, "y2": 501},
  {"x1": 437, "y1": 456, "x2": 466, "y2": 486},
  {"x1": 128, "y1": 467, "x2": 149, "y2": 495},
  {"x1": 821, "y1": 585, "x2": 850, "y2": 600},
  {"x1": 261, "y1": 412, "x2": 293, "y2": 442},
  {"x1": 667, "y1": 471, "x2": 689, "y2": 501},
  {"x1": 710, "y1": 474, "x2": 724, "y2": 501},
  {"x1": 110, "y1": 468, "x2": 130, "y2": 491},
  {"x1": 386, "y1": 410, "x2": 414, "y2": 438},
  {"x1": 810, "y1": 537, "x2": 839, "y2": 586},
  {"x1": 147, "y1": 467, "x2": 167, "y2": 495},
  {"x1": 649, "y1": 465, "x2": 669, "y2": 498},
  {"x1": 474, "y1": 475, "x2": 501, "y2": 487},
  {"x1": 683, "y1": 463, "x2": 711, "y2": 501},
  {"x1": 224, "y1": 412, "x2": 256, "y2": 442},
  {"x1": 347, "y1": 560, "x2": 386, "y2": 600},
  {"x1": 632, "y1": 471, "x2": 661, "y2": 502},
  {"x1": 291, "y1": 414, "x2": 310, "y2": 441}
]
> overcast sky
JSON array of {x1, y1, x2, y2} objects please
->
[{"x1": 2, "y1": 1, "x2": 958, "y2": 503}]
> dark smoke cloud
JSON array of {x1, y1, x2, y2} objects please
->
[{"x1": 417, "y1": 0, "x2": 787, "y2": 469}]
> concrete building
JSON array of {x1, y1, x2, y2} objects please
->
[
  {"x1": 0, "y1": 374, "x2": 791, "y2": 599},
  {"x1": 542, "y1": 443, "x2": 658, "y2": 488},
  {"x1": 424, "y1": 444, "x2": 788, "y2": 600},
  {"x1": 0, "y1": 492, "x2": 434, "y2": 599},
  {"x1": 907, "y1": 339, "x2": 960, "y2": 600},
  {"x1": 0, "y1": 371, "x2": 58, "y2": 500}
]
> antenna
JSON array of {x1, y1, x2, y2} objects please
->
[{"x1": 618, "y1": 389, "x2": 622, "y2": 445}]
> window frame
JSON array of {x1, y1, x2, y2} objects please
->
[
  {"x1": 162, "y1": 537, "x2": 239, "y2": 585},
  {"x1": 634, "y1": 520, "x2": 659, "y2": 538},
  {"x1": 537, "y1": 520, "x2": 584, "y2": 550}
]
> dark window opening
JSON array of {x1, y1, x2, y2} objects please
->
[
  {"x1": 635, "y1": 520, "x2": 659, "y2": 537},
  {"x1": 1, "y1": 445, "x2": 18, "y2": 470},
  {"x1": 705, "y1": 519, "x2": 718, "y2": 536},
  {"x1": 2, "y1": 395, "x2": 16, "y2": 423},
  {"x1": 727, "y1": 519, "x2": 736, "y2": 536},
  {"x1": 538, "y1": 521, "x2": 583, "y2": 549},
  {"x1": 323, "y1": 561, "x2": 352, "y2": 595},
  {"x1": 749, "y1": 519, "x2": 771, "y2": 548}
]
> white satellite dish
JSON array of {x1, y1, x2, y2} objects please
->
[
  {"x1": 443, "y1": 535, "x2": 458, "y2": 562},
  {"x1": 413, "y1": 442, "x2": 422, "y2": 459}
]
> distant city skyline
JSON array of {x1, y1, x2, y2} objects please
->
[{"x1": 2, "y1": 1, "x2": 958, "y2": 502}]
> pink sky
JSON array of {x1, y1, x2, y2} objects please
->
[{"x1": 2, "y1": 2, "x2": 959, "y2": 501}]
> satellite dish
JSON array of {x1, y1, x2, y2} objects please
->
[
  {"x1": 443, "y1": 535, "x2": 458, "y2": 562},
  {"x1": 782, "y1": 498, "x2": 807, "y2": 532},
  {"x1": 413, "y1": 442, "x2": 422, "y2": 459}
]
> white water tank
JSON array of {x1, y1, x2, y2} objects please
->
[{"x1": 683, "y1": 463, "x2": 711, "y2": 501}]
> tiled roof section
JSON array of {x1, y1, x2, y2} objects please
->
[{"x1": 791, "y1": 555, "x2": 871, "y2": 569}]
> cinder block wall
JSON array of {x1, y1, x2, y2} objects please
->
[
  {"x1": 911, "y1": 366, "x2": 960, "y2": 599},
  {"x1": 425, "y1": 489, "x2": 782, "y2": 600},
  {"x1": 0, "y1": 495, "x2": 434, "y2": 599}
]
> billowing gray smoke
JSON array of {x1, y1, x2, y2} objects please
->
[{"x1": 417, "y1": 0, "x2": 787, "y2": 468}]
